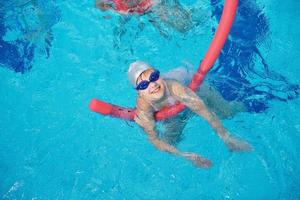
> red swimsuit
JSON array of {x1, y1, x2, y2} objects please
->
[{"x1": 114, "y1": 0, "x2": 153, "y2": 14}]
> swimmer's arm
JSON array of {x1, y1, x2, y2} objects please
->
[
  {"x1": 134, "y1": 98, "x2": 179, "y2": 154},
  {"x1": 169, "y1": 81, "x2": 227, "y2": 138},
  {"x1": 169, "y1": 81, "x2": 251, "y2": 151},
  {"x1": 136, "y1": 116, "x2": 212, "y2": 168},
  {"x1": 146, "y1": 128, "x2": 180, "y2": 155},
  {"x1": 144, "y1": 126, "x2": 212, "y2": 168},
  {"x1": 134, "y1": 98, "x2": 212, "y2": 167}
]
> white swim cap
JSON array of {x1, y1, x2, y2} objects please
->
[{"x1": 128, "y1": 61, "x2": 152, "y2": 87}]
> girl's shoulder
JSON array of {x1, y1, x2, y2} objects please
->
[{"x1": 165, "y1": 79, "x2": 186, "y2": 96}]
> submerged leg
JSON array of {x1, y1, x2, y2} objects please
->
[{"x1": 150, "y1": 0, "x2": 193, "y2": 33}]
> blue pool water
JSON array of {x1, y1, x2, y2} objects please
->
[{"x1": 1, "y1": 0, "x2": 300, "y2": 199}]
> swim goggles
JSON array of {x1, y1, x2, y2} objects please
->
[{"x1": 136, "y1": 70, "x2": 160, "y2": 90}]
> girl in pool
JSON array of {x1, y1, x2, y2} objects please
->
[
  {"x1": 129, "y1": 61, "x2": 252, "y2": 168},
  {"x1": 96, "y1": 0, "x2": 155, "y2": 15},
  {"x1": 95, "y1": 0, "x2": 205, "y2": 34}
]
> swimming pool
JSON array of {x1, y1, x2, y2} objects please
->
[{"x1": 1, "y1": 0, "x2": 300, "y2": 199}]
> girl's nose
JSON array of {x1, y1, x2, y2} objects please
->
[{"x1": 149, "y1": 81, "x2": 158, "y2": 88}]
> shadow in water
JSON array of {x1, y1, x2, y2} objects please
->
[
  {"x1": 209, "y1": 0, "x2": 299, "y2": 112},
  {"x1": 0, "y1": 0, "x2": 60, "y2": 73}
]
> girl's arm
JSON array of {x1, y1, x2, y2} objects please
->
[
  {"x1": 169, "y1": 80, "x2": 252, "y2": 151},
  {"x1": 134, "y1": 97, "x2": 212, "y2": 168}
]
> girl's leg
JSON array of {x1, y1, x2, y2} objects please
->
[{"x1": 150, "y1": 0, "x2": 193, "y2": 33}]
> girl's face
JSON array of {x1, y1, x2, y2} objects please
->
[{"x1": 136, "y1": 69, "x2": 165, "y2": 102}]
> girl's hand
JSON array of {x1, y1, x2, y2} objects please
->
[{"x1": 182, "y1": 152, "x2": 212, "y2": 168}]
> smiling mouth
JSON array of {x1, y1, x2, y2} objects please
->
[{"x1": 151, "y1": 85, "x2": 161, "y2": 94}]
